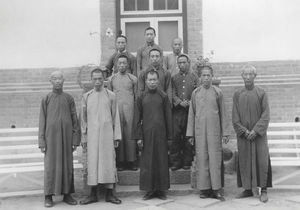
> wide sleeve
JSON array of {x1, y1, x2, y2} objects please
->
[
  {"x1": 137, "y1": 71, "x2": 145, "y2": 96},
  {"x1": 132, "y1": 75, "x2": 138, "y2": 101},
  {"x1": 164, "y1": 95, "x2": 173, "y2": 141},
  {"x1": 232, "y1": 92, "x2": 248, "y2": 137},
  {"x1": 218, "y1": 91, "x2": 230, "y2": 137},
  {"x1": 132, "y1": 95, "x2": 143, "y2": 140},
  {"x1": 69, "y1": 96, "x2": 80, "y2": 146},
  {"x1": 130, "y1": 55, "x2": 137, "y2": 77},
  {"x1": 105, "y1": 54, "x2": 115, "y2": 77},
  {"x1": 164, "y1": 71, "x2": 172, "y2": 104},
  {"x1": 38, "y1": 97, "x2": 47, "y2": 148},
  {"x1": 172, "y1": 76, "x2": 182, "y2": 107},
  {"x1": 186, "y1": 90, "x2": 196, "y2": 137},
  {"x1": 111, "y1": 94, "x2": 122, "y2": 141},
  {"x1": 80, "y1": 94, "x2": 88, "y2": 143},
  {"x1": 252, "y1": 91, "x2": 270, "y2": 136},
  {"x1": 136, "y1": 48, "x2": 142, "y2": 72}
]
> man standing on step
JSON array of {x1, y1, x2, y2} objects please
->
[
  {"x1": 105, "y1": 35, "x2": 137, "y2": 77},
  {"x1": 170, "y1": 54, "x2": 198, "y2": 171},
  {"x1": 80, "y1": 68, "x2": 122, "y2": 205},
  {"x1": 107, "y1": 54, "x2": 138, "y2": 171},
  {"x1": 163, "y1": 37, "x2": 183, "y2": 77},
  {"x1": 133, "y1": 70, "x2": 172, "y2": 200},
  {"x1": 186, "y1": 66, "x2": 230, "y2": 201},
  {"x1": 232, "y1": 64, "x2": 272, "y2": 203},
  {"x1": 136, "y1": 27, "x2": 163, "y2": 76},
  {"x1": 39, "y1": 71, "x2": 80, "y2": 207}
]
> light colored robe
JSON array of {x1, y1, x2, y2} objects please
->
[
  {"x1": 163, "y1": 53, "x2": 180, "y2": 77},
  {"x1": 81, "y1": 88, "x2": 121, "y2": 185},
  {"x1": 186, "y1": 86, "x2": 230, "y2": 190},
  {"x1": 107, "y1": 73, "x2": 137, "y2": 162}
]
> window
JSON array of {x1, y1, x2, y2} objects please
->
[
  {"x1": 121, "y1": 0, "x2": 182, "y2": 14},
  {"x1": 117, "y1": 0, "x2": 187, "y2": 53},
  {"x1": 121, "y1": 17, "x2": 183, "y2": 53}
]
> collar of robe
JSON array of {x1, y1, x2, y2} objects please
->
[{"x1": 52, "y1": 88, "x2": 63, "y2": 94}]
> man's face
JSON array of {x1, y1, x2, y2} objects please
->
[
  {"x1": 201, "y1": 68, "x2": 213, "y2": 88},
  {"x1": 145, "y1": 29, "x2": 155, "y2": 43},
  {"x1": 117, "y1": 57, "x2": 128, "y2": 74},
  {"x1": 116, "y1": 37, "x2": 126, "y2": 52},
  {"x1": 91, "y1": 72, "x2": 104, "y2": 90},
  {"x1": 242, "y1": 68, "x2": 256, "y2": 87},
  {"x1": 146, "y1": 73, "x2": 159, "y2": 90},
  {"x1": 178, "y1": 56, "x2": 189, "y2": 73},
  {"x1": 50, "y1": 73, "x2": 64, "y2": 90},
  {"x1": 172, "y1": 39, "x2": 182, "y2": 54},
  {"x1": 149, "y1": 50, "x2": 161, "y2": 66}
]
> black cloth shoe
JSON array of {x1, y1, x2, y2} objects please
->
[
  {"x1": 79, "y1": 186, "x2": 98, "y2": 205},
  {"x1": 199, "y1": 189, "x2": 212, "y2": 199},
  {"x1": 236, "y1": 190, "x2": 254, "y2": 199},
  {"x1": 44, "y1": 195, "x2": 54, "y2": 208},
  {"x1": 212, "y1": 190, "x2": 225, "y2": 201},
  {"x1": 260, "y1": 190, "x2": 268, "y2": 203},
  {"x1": 142, "y1": 191, "x2": 155, "y2": 200},
  {"x1": 105, "y1": 189, "x2": 121, "y2": 204},
  {"x1": 171, "y1": 165, "x2": 181, "y2": 171},
  {"x1": 156, "y1": 191, "x2": 167, "y2": 200},
  {"x1": 182, "y1": 165, "x2": 191, "y2": 170},
  {"x1": 63, "y1": 194, "x2": 77, "y2": 205}
]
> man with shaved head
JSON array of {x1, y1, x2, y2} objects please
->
[
  {"x1": 39, "y1": 71, "x2": 80, "y2": 207},
  {"x1": 232, "y1": 65, "x2": 272, "y2": 203},
  {"x1": 163, "y1": 37, "x2": 183, "y2": 76}
]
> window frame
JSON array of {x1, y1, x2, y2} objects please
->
[
  {"x1": 120, "y1": 0, "x2": 182, "y2": 15},
  {"x1": 120, "y1": 16, "x2": 183, "y2": 54}
]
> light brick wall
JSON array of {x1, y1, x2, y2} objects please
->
[
  {"x1": 99, "y1": 0, "x2": 116, "y2": 68},
  {"x1": 187, "y1": 0, "x2": 203, "y2": 62}
]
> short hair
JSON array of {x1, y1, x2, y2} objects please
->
[
  {"x1": 177, "y1": 54, "x2": 190, "y2": 63},
  {"x1": 115, "y1": 35, "x2": 127, "y2": 42},
  {"x1": 149, "y1": 47, "x2": 162, "y2": 56},
  {"x1": 90, "y1": 68, "x2": 104, "y2": 79},
  {"x1": 144, "y1": 27, "x2": 156, "y2": 35},
  {"x1": 200, "y1": 65, "x2": 214, "y2": 76},
  {"x1": 116, "y1": 54, "x2": 129, "y2": 62},
  {"x1": 145, "y1": 69, "x2": 159, "y2": 80},
  {"x1": 241, "y1": 64, "x2": 257, "y2": 75}
]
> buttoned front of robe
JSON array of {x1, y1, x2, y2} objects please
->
[
  {"x1": 232, "y1": 86, "x2": 272, "y2": 189},
  {"x1": 132, "y1": 89, "x2": 172, "y2": 191},
  {"x1": 108, "y1": 73, "x2": 137, "y2": 162},
  {"x1": 38, "y1": 90, "x2": 80, "y2": 195},
  {"x1": 81, "y1": 88, "x2": 121, "y2": 185},
  {"x1": 186, "y1": 86, "x2": 230, "y2": 190}
]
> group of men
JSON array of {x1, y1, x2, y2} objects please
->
[{"x1": 38, "y1": 26, "x2": 272, "y2": 208}]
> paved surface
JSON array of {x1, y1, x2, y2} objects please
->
[{"x1": 1, "y1": 189, "x2": 300, "y2": 210}]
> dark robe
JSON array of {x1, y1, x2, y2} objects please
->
[
  {"x1": 232, "y1": 86, "x2": 272, "y2": 189},
  {"x1": 38, "y1": 89, "x2": 80, "y2": 195},
  {"x1": 133, "y1": 89, "x2": 172, "y2": 191}
]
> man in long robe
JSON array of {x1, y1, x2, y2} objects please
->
[
  {"x1": 133, "y1": 70, "x2": 172, "y2": 200},
  {"x1": 138, "y1": 48, "x2": 172, "y2": 103},
  {"x1": 186, "y1": 66, "x2": 230, "y2": 201},
  {"x1": 80, "y1": 69, "x2": 122, "y2": 205},
  {"x1": 107, "y1": 54, "x2": 138, "y2": 171},
  {"x1": 136, "y1": 27, "x2": 163, "y2": 76},
  {"x1": 38, "y1": 71, "x2": 79, "y2": 207},
  {"x1": 170, "y1": 54, "x2": 199, "y2": 171},
  {"x1": 163, "y1": 38, "x2": 183, "y2": 77},
  {"x1": 232, "y1": 65, "x2": 272, "y2": 203},
  {"x1": 105, "y1": 35, "x2": 137, "y2": 77}
]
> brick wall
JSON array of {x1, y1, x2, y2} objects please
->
[
  {"x1": 0, "y1": 60, "x2": 299, "y2": 128},
  {"x1": 187, "y1": 0, "x2": 203, "y2": 61}
]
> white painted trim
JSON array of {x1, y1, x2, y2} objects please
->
[
  {"x1": 120, "y1": 0, "x2": 182, "y2": 15},
  {"x1": 121, "y1": 16, "x2": 183, "y2": 52}
]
